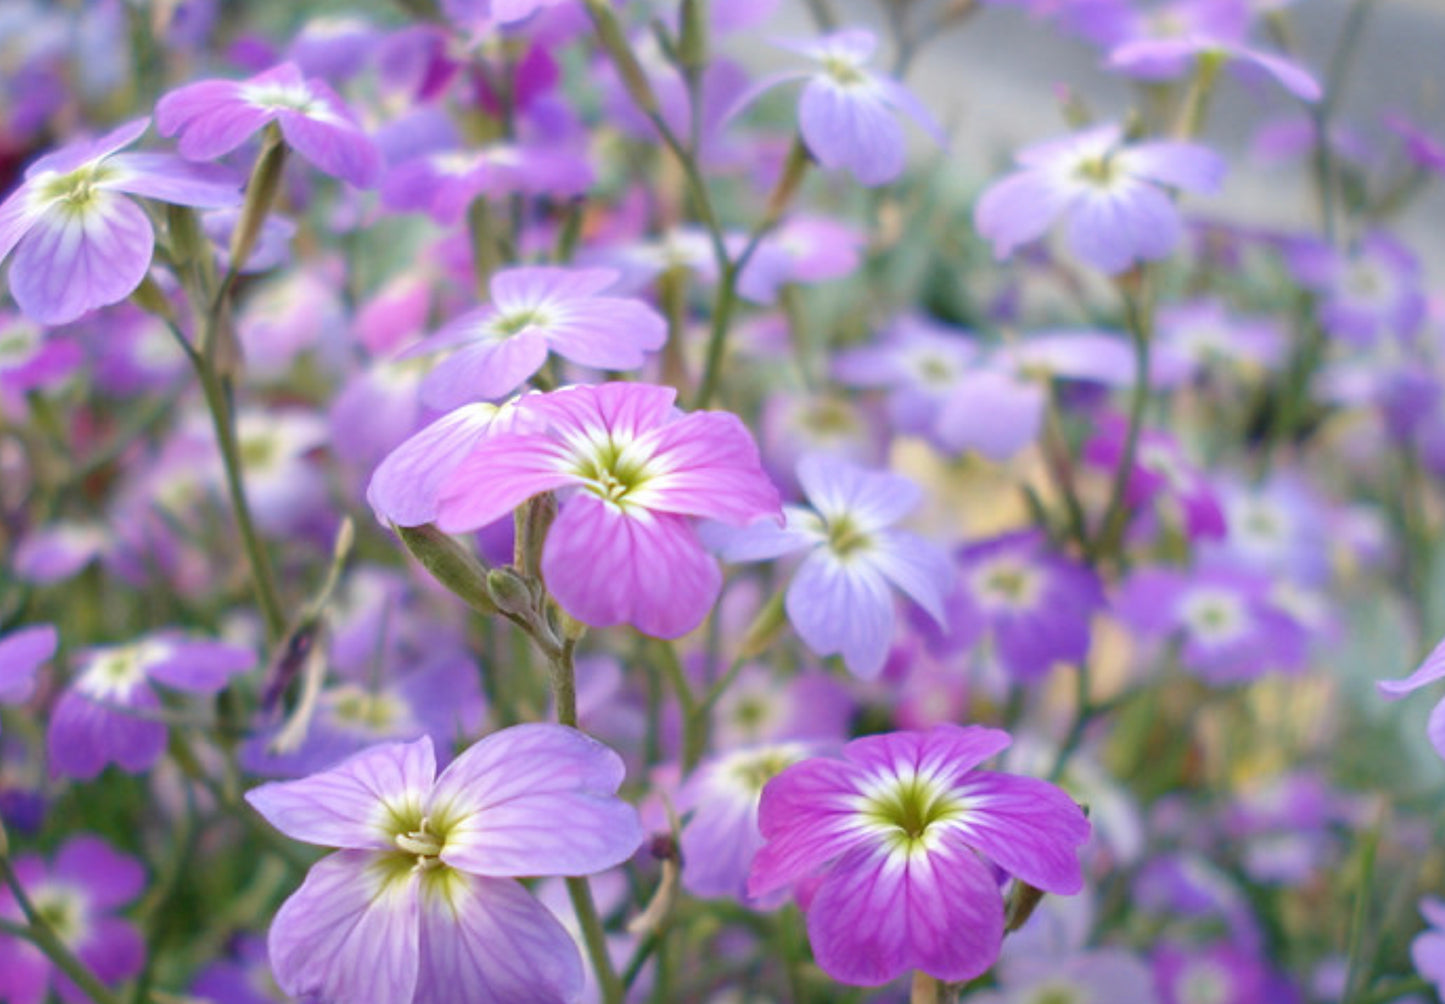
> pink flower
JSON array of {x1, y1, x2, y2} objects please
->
[
  {"x1": 748, "y1": 724, "x2": 1090, "y2": 987},
  {"x1": 436, "y1": 382, "x2": 782, "y2": 638}
]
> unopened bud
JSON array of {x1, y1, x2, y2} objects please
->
[
  {"x1": 229, "y1": 125, "x2": 288, "y2": 276},
  {"x1": 585, "y1": 0, "x2": 660, "y2": 117},
  {"x1": 678, "y1": 0, "x2": 708, "y2": 74},
  {"x1": 396, "y1": 523, "x2": 496, "y2": 616},
  {"x1": 627, "y1": 841, "x2": 681, "y2": 936},
  {"x1": 486, "y1": 567, "x2": 535, "y2": 617}
]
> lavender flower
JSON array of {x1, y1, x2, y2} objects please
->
[
  {"x1": 1285, "y1": 231, "x2": 1425, "y2": 346},
  {"x1": 737, "y1": 29, "x2": 944, "y2": 186},
  {"x1": 156, "y1": 62, "x2": 381, "y2": 187},
  {"x1": 704, "y1": 454, "x2": 952, "y2": 678},
  {"x1": 0, "y1": 624, "x2": 56, "y2": 724},
  {"x1": 47, "y1": 635, "x2": 254, "y2": 779},
  {"x1": 245, "y1": 727, "x2": 643, "y2": 1003},
  {"x1": 0, "y1": 117, "x2": 241, "y2": 325},
  {"x1": 748, "y1": 725, "x2": 1090, "y2": 986},
  {"x1": 974, "y1": 122, "x2": 1225, "y2": 274}
]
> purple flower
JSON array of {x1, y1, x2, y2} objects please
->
[
  {"x1": 1114, "y1": 566, "x2": 1308, "y2": 683},
  {"x1": 736, "y1": 215, "x2": 864, "y2": 304},
  {"x1": 738, "y1": 29, "x2": 944, "y2": 186},
  {"x1": 677, "y1": 742, "x2": 815, "y2": 904},
  {"x1": 0, "y1": 835, "x2": 145, "y2": 1004},
  {"x1": 748, "y1": 724, "x2": 1090, "y2": 986},
  {"x1": 937, "y1": 531, "x2": 1104, "y2": 683},
  {"x1": 0, "y1": 624, "x2": 57, "y2": 722},
  {"x1": 408, "y1": 267, "x2": 666, "y2": 408},
  {"x1": 704, "y1": 454, "x2": 952, "y2": 678},
  {"x1": 1379, "y1": 635, "x2": 1445, "y2": 761},
  {"x1": 156, "y1": 62, "x2": 381, "y2": 187},
  {"x1": 0, "y1": 117, "x2": 241, "y2": 325},
  {"x1": 244, "y1": 727, "x2": 643, "y2": 1003},
  {"x1": 971, "y1": 948, "x2": 1158, "y2": 1004},
  {"x1": 1106, "y1": 36, "x2": 1321, "y2": 102},
  {"x1": 1082, "y1": 417, "x2": 1226, "y2": 541},
  {"x1": 381, "y1": 144, "x2": 592, "y2": 224},
  {"x1": 1156, "y1": 298, "x2": 1287, "y2": 373},
  {"x1": 437, "y1": 382, "x2": 782, "y2": 638},
  {"x1": 1285, "y1": 231, "x2": 1425, "y2": 346},
  {"x1": 974, "y1": 122, "x2": 1225, "y2": 274},
  {"x1": 47, "y1": 635, "x2": 254, "y2": 779}
]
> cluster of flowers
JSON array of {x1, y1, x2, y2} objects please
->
[{"x1": 1, "y1": 0, "x2": 1445, "y2": 1002}]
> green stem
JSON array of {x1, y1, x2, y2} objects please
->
[
  {"x1": 547, "y1": 638, "x2": 624, "y2": 1004},
  {"x1": 1353, "y1": 976, "x2": 1431, "y2": 1004},
  {"x1": 1088, "y1": 274, "x2": 1154, "y2": 564},
  {"x1": 1342, "y1": 826, "x2": 1381, "y2": 1003},
  {"x1": 910, "y1": 972, "x2": 944, "y2": 1004},
  {"x1": 0, "y1": 857, "x2": 126, "y2": 1004}
]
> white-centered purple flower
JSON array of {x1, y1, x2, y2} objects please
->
[
  {"x1": 381, "y1": 144, "x2": 593, "y2": 225},
  {"x1": 677, "y1": 741, "x2": 815, "y2": 905},
  {"x1": 0, "y1": 835, "x2": 146, "y2": 1004},
  {"x1": 1106, "y1": 35, "x2": 1321, "y2": 102},
  {"x1": 0, "y1": 117, "x2": 242, "y2": 325},
  {"x1": 935, "y1": 530, "x2": 1104, "y2": 683},
  {"x1": 1284, "y1": 231, "x2": 1426, "y2": 346},
  {"x1": 748, "y1": 724, "x2": 1090, "y2": 986},
  {"x1": 436, "y1": 382, "x2": 782, "y2": 638},
  {"x1": 407, "y1": 267, "x2": 666, "y2": 409},
  {"x1": 1083, "y1": 417, "x2": 1226, "y2": 541},
  {"x1": 1114, "y1": 565, "x2": 1307, "y2": 683},
  {"x1": 156, "y1": 62, "x2": 381, "y2": 187},
  {"x1": 974, "y1": 122, "x2": 1225, "y2": 274},
  {"x1": 47, "y1": 635, "x2": 255, "y2": 780},
  {"x1": 244, "y1": 727, "x2": 644, "y2": 1004},
  {"x1": 703, "y1": 454, "x2": 952, "y2": 678},
  {"x1": 736, "y1": 29, "x2": 945, "y2": 187}
]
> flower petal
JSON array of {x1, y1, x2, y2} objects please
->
[
  {"x1": 102, "y1": 153, "x2": 243, "y2": 209},
  {"x1": 798, "y1": 79, "x2": 905, "y2": 186},
  {"x1": 950, "y1": 770, "x2": 1091, "y2": 894},
  {"x1": 748, "y1": 756, "x2": 870, "y2": 898},
  {"x1": 786, "y1": 549, "x2": 895, "y2": 678},
  {"x1": 9, "y1": 193, "x2": 154, "y2": 326},
  {"x1": 46, "y1": 686, "x2": 167, "y2": 780},
  {"x1": 806, "y1": 839, "x2": 1005, "y2": 985},
  {"x1": 414, "y1": 873, "x2": 583, "y2": 1004},
  {"x1": 0, "y1": 624, "x2": 57, "y2": 704},
  {"x1": 1379, "y1": 633, "x2": 1445, "y2": 698},
  {"x1": 54, "y1": 836, "x2": 145, "y2": 910},
  {"x1": 430, "y1": 723, "x2": 642, "y2": 877},
  {"x1": 268, "y1": 851, "x2": 421, "y2": 1004},
  {"x1": 541, "y1": 496, "x2": 722, "y2": 639},
  {"x1": 245, "y1": 736, "x2": 437, "y2": 850},
  {"x1": 421, "y1": 334, "x2": 551, "y2": 409},
  {"x1": 869, "y1": 530, "x2": 953, "y2": 626},
  {"x1": 796, "y1": 454, "x2": 919, "y2": 530},
  {"x1": 368, "y1": 403, "x2": 507, "y2": 527},
  {"x1": 277, "y1": 105, "x2": 382, "y2": 188},
  {"x1": 435, "y1": 432, "x2": 574, "y2": 533},
  {"x1": 640, "y1": 411, "x2": 782, "y2": 525}
]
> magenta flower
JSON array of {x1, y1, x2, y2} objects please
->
[
  {"x1": 436, "y1": 382, "x2": 782, "y2": 638},
  {"x1": 739, "y1": 29, "x2": 944, "y2": 186},
  {"x1": 245, "y1": 727, "x2": 643, "y2": 1004},
  {"x1": 408, "y1": 267, "x2": 667, "y2": 409},
  {"x1": 156, "y1": 62, "x2": 381, "y2": 187},
  {"x1": 748, "y1": 725, "x2": 1090, "y2": 986},
  {"x1": 0, "y1": 117, "x2": 241, "y2": 325},
  {"x1": 0, "y1": 624, "x2": 57, "y2": 725},
  {"x1": 1082, "y1": 417, "x2": 1226, "y2": 541},
  {"x1": 0, "y1": 835, "x2": 145, "y2": 1004},
  {"x1": 704, "y1": 454, "x2": 953, "y2": 677},
  {"x1": 47, "y1": 635, "x2": 255, "y2": 779},
  {"x1": 974, "y1": 123, "x2": 1225, "y2": 274}
]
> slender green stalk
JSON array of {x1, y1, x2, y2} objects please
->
[
  {"x1": 1088, "y1": 274, "x2": 1154, "y2": 564},
  {"x1": 1342, "y1": 826, "x2": 1381, "y2": 1003}
]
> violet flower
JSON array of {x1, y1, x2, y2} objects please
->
[
  {"x1": 1379, "y1": 635, "x2": 1445, "y2": 761},
  {"x1": 436, "y1": 382, "x2": 782, "y2": 638},
  {"x1": 704, "y1": 454, "x2": 952, "y2": 678},
  {"x1": 0, "y1": 117, "x2": 241, "y2": 325},
  {"x1": 1412, "y1": 897, "x2": 1445, "y2": 997},
  {"x1": 407, "y1": 266, "x2": 666, "y2": 408},
  {"x1": 1285, "y1": 231, "x2": 1425, "y2": 346},
  {"x1": 47, "y1": 635, "x2": 254, "y2": 779},
  {"x1": 1106, "y1": 36, "x2": 1321, "y2": 102},
  {"x1": 974, "y1": 122, "x2": 1225, "y2": 274},
  {"x1": 0, "y1": 835, "x2": 146, "y2": 1004},
  {"x1": 936, "y1": 530, "x2": 1104, "y2": 683},
  {"x1": 737, "y1": 29, "x2": 945, "y2": 186},
  {"x1": 748, "y1": 724, "x2": 1090, "y2": 986},
  {"x1": 1083, "y1": 417, "x2": 1226, "y2": 541},
  {"x1": 245, "y1": 727, "x2": 643, "y2": 1003},
  {"x1": 155, "y1": 62, "x2": 381, "y2": 187}
]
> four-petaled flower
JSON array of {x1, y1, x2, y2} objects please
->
[
  {"x1": 436, "y1": 382, "x2": 782, "y2": 639},
  {"x1": 704, "y1": 454, "x2": 953, "y2": 677},
  {"x1": 0, "y1": 117, "x2": 241, "y2": 325},
  {"x1": 246, "y1": 727, "x2": 644, "y2": 1004},
  {"x1": 747, "y1": 725, "x2": 1091, "y2": 986}
]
